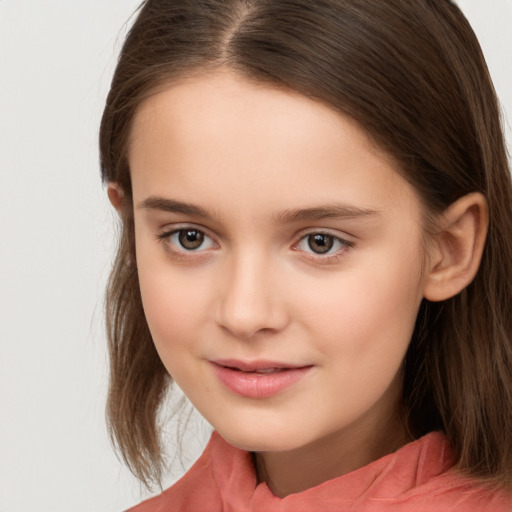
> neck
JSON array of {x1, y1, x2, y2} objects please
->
[{"x1": 253, "y1": 386, "x2": 410, "y2": 497}]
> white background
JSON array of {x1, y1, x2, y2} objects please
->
[{"x1": 0, "y1": 1, "x2": 511, "y2": 511}]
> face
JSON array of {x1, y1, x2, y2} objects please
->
[{"x1": 128, "y1": 71, "x2": 429, "y2": 455}]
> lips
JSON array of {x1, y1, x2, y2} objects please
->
[{"x1": 210, "y1": 359, "x2": 313, "y2": 399}]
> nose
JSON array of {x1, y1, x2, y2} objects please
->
[{"x1": 215, "y1": 252, "x2": 290, "y2": 339}]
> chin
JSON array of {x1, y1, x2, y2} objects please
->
[
  {"x1": 223, "y1": 435, "x2": 298, "y2": 453},
  {"x1": 215, "y1": 423, "x2": 312, "y2": 453}
]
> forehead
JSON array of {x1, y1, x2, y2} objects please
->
[{"x1": 128, "y1": 71, "x2": 420, "y2": 223}]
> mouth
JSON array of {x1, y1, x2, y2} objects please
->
[{"x1": 210, "y1": 359, "x2": 313, "y2": 399}]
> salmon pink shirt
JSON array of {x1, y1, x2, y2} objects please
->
[{"x1": 128, "y1": 431, "x2": 511, "y2": 511}]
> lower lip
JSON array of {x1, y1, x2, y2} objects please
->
[{"x1": 210, "y1": 363, "x2": 312, "y2": 399}]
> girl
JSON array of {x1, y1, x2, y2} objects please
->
[{"x1": 100, "y1": 0, "x2": 512, "y2": 510}]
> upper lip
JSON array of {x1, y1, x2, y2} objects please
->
[{"x1": 211, "y1": 359, "x2": 310, "y2": 371}]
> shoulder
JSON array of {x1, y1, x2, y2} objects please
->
[
  {"x1": 394, "y1": 473, "x2": 512, "y2": 511},
  {"x1": 386, "y1": 432, "x2": 512, "y2": 511},
  {"x1": 125, "y1": 432, "x2": 247, "y2": 512}
]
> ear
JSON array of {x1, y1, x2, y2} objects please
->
[
  {"x1": 423, "y1": 192, "x2": 488, "y2": 302},
  {"x1": 107, "y1": 182, "x2": 125, "y2": 212}
]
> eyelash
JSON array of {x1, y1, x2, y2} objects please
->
[
  {"x1": 293, "y1": 232, "x2": 354, "y2": 263},
  {"x1": 156, "y1": 227, "x2": 354, "y2": 263},
  {"x1": 157, "y1": 226, "x2": 218, "y2": 259}
]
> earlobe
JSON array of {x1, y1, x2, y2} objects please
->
[
  {"x1": 107, "y1": 182, "x2": 125, "y2": 212},
  {"x1": 423, "y1": 192, "x2": 488, "y2": 302}
]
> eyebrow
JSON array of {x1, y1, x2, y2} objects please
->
[
  {"x1": 139, "y1": 196, "x2": 380, "y2": 223},
  {"x1": 139, "y1": 197, "x2": 211, "y2": 218},
  {"x1": 273, "y1": 204, "x2": 380, "y2": 223}
]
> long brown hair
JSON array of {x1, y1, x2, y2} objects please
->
[{"x1": 99, "y1": 0, "x2": 512, "y2": 488}]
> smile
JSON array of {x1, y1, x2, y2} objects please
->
[{"x1": 210, "y1": 360, "x2": 313, "y2": 399}]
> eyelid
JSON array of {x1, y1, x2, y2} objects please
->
[
  {"x1": 157, "y1": 221, "x2": 216, "y2": 239},
  {"x1": 155, "y1": 224, "x2": 354, "y2": 263},
  {"x1": 157, "y1": 223, "x2": 219, "y2": 254},
  {"x1": 292, "y1": 229, "x2": 355, "y2": 261}
]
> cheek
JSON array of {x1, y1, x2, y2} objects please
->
[
  {"x1": 294, "y1": 245, "x2": 424, "y2": 358},
  {"x1": 139, "y1": 270, "x2": 207, "y2": 342},
  {"x1": 135, "y1": 236, "x2": 213, "y2": 365},
  {"x1": 137, "y1": 268, "x2": 214, "y2": 390}
]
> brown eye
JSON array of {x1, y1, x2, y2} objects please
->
[
  {"x1": 160, "y1": 227, "x2": 216, "y2": 255},
  {"x1": 307, "y1": 234, "x2": 334, "y2": 254},
  {"x1": 178, "y1": 229, "x2": 205, "y2": 250}
]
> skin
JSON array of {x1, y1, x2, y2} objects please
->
[{"x1": 121, "y1": 71, "x2": 482, "y2": 497}]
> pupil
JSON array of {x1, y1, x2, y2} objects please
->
[
  {"x1": 179, "y1": 230, "x2": 204, "y2": 250},
  {"x1": 308, "y1": 234, "x2": 333, "y2": 254}
]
